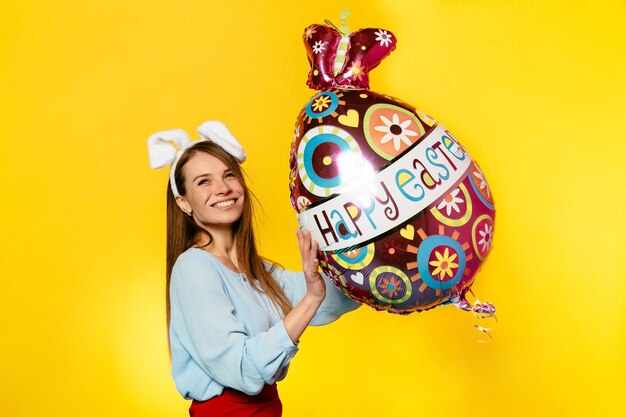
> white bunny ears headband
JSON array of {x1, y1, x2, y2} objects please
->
[{"x1": 147, "y1": 120, "x2": 246, "y2": 197}]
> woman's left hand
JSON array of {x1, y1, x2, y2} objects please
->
[
  {"x1": 296, "y1": 229, "x2": 326, "y2": 303},
  {"x1": 283, "y1": 229, "x2": 327, "y2": 344}
]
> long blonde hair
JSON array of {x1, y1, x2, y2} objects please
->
[{"x1": 165, "y1": 141, "x2": 293, "y2": 331}]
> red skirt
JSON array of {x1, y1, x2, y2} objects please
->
[{"x1": 189, "y1": 384, "x2": 282, "y2": 417}]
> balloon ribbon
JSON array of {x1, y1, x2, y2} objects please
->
[{"x1": 325, "y1": 9, "x2": 351, "y2": 76}]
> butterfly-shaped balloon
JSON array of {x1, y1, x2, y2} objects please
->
[{"x1": 303, "y1": 23, "x2": 397, "y2": 90}]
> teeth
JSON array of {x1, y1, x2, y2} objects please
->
[{"x1": 214, "y1": 200, "x2": 235, "y2": 208}]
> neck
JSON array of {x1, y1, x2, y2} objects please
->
[{"x1": 196, "y1": 225, "x2": 237, "y2": 259}]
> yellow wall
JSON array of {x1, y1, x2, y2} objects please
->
[{"x1": 1, "y1": 1, "x2": 624, "y2": 416}]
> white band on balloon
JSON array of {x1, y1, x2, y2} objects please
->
[
  {"x1": 297, "y1": 124, "x2": 473, "y2": 251},
  {"x1": 147, "y1": 121, "x2": 246, "y2": 197}
]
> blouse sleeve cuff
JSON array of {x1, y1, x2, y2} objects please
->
[{"x1": 276, "y1": 319, "x2": 300, "y2": 349}]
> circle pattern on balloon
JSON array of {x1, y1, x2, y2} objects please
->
[
  {"x1": 297, "y1": 125, "x2": 364, "y2": 196},
  {"x1": 417, "y1": 235, "x2": 466, "y2": 290},
  {"x1": 305, "y1": 92, "x2": 340, "y2": 119},
  {"x1": 472, "y1": 214, "x2": 494, "y2": 261},
  {"x1": 363, "y1": 103, "x2": 425, "y2": 160},
  {"x1": 331, "y1": 243, "x2": 375, "y2": 270},
  {"x1": 369, "y1": 266, "x2": 412, "y2": 304},
  {"x1": 429, "y1": 183, "x2": 473, "y2": 227}
]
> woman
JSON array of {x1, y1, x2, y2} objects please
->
[{"x1": 148, "y1": 120, "x2": 360, "y2": 416}]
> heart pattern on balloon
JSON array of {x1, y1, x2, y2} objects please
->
[
  {"x1": 350, "y1": 272, "x2": 364, "y2": 285},
  {"x1": 338, "y1": 109, "x2": 360, "y2": 127}
]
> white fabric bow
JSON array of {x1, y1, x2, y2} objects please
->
[
  {"x1": 147, "y1": 121, "x2": 246, "y2": 197},
  {"x1": 147, "y1": 129, "x2": 192, "y2": 170},
  {"x1": 197, "y1": 121, "x2": 247, "y2": 163}
]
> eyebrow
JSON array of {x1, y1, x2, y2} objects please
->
[
  {"x1": 193, "y1": 173, "x2": 213, "y2": 182},
  {"x1": 192, "y1": 169, "x2": 231, "y2": 182}
]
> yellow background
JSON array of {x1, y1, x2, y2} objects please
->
[{"x1": 1, "y1": 0, "x2": 625, "y2": 416}]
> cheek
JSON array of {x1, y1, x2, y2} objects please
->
[
  {"x1": 190, "y1": 190, "x2": 212, "y2": 208},
  {"x1": 234, "y1": 182, "x2": 245, "y2": 196}
]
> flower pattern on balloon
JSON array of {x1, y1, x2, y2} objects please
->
[
  {"x1": 437, "y1": 188, "x2": 464, "y2": 216},
  {"x1": 373, "y1": 113, "x2": 420, "y2": 151},
  {"x1": 472, "y1": 166, "x2": 491, "y2": 198},
  {"x1": 478, "y1": 223, "x2": 493, "y2": 253},
  {"x1": 379, "y1": 239, "x2": 404, "y2": 263},
  {"x1": 312, "y1": 95, "x2": 331, "y2": 112},
  {"x1": 292, "y1": 125, "x2": 300, "y2": 143},
  {"x1": 304, "y1": 25, "x2": 317, "y2": 40},
  {"x1": 374, "y1": 29, "x2": 393, "y2": 47},
  {"x1": 312, "y1": 40, "x2": 326, "y2": 54},
  {"x1": 429, "y1": 247, "x2": 459, "y2": 281},
  {"x1": 288, "y1": 168, "x2": 297, "y2": 189},
  {"x1": 379, "y1": 275, "x2": 403, "y2": 298},
  {"x1": 346, "y1": 60, "x2": 365, "y2": 82},
  {"x1": 296, "y1": 196, "x2": 311, "y2": 211}
]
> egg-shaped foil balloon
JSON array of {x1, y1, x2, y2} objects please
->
[{"x1": 289, "y1": 20, "x2": 496, "y2": 315}]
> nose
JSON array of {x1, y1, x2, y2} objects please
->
[{"x1": 214, "y1": 178, "x2": 231, "y2": 195}]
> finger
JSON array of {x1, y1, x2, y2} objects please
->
[
  {"x1": 296, "y1": 228, "x2": 304, "y2": 256},
  {"x1": 308, "y1": 239, "x2": 320, "y2": 278},
  {"x1": 303, "y1": 229, "x2": 312, "y2": 260},
  {"x1": 310, "y1": 239, "x2": 319, "y2": 263}
]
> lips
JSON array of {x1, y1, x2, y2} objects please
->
[{"x1": 213, "y1": 199, "x2": 236, "y2": 208}]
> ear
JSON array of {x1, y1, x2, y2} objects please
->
[{"x1": 175, "y1": 195, "x2": 192, "y2": 215}]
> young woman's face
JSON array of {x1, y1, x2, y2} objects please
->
[{"x1": 177, "y1": 152, "x2": 245, "y2": 231}]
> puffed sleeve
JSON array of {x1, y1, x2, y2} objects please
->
[
  {"x1": 170, "y1": 253, "x2": 298, "y2": 395},
  {"x1": 273, "y1": 266, "x2": 361, "y2": 325}
]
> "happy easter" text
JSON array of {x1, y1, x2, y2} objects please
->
[{"x1": 298, "y1": 124, "x2": 472, "y2": 251}]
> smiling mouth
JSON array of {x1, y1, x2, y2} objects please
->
[{"x1": 213, "y1": 199, "x2": 236, "y2": 208}]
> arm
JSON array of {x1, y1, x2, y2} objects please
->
[
  {"x1": 170, "y1": 254, "x2": 298, "y2": 395},
  {"x1": 278, "y1": 268, "x2": 361, "y2": 326},
  {"x1": 275, "y1": 230, "x2": 361, "y2": 328}
]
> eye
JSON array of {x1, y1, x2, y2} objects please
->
[
  {"x1": 198, "y1": 179, "x2": 209, "y2": 185},
  {"x1": 225, "y1": 172, "x2": 236, "y2": 179}
]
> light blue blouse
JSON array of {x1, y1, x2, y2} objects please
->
[{"x1": 169, "y1": 247, "x2": 360, "y2": 400}]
